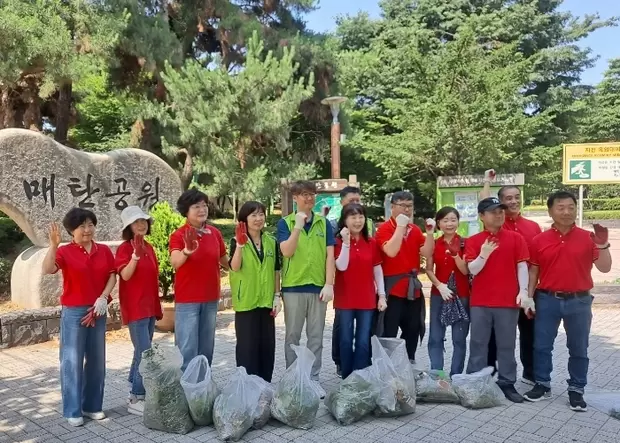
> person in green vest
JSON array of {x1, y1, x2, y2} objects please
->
[
  {"x1": 229, "y1": 201, "x2": 281, "y2": 383},
  {"x1": 277, "y1": 180, "x2": 336, "y2": 397},
  {"x1": 324, "y1": 185, "x2": 375, "y2": 377}
]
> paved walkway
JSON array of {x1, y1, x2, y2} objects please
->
[{"x1": 1, "y1": 306, "x2": 620, "y2": 443}]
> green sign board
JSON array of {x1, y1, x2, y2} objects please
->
[
  {"x1": 568, "y1": 160, "x2": 592, "y2": 181},
  {"x1": 292, "y1": 193, "x2": 342, "y2": 221}
]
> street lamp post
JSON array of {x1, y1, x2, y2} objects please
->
[{"x1": 321, "y1": 96, "x2": 347, "y2": 179}]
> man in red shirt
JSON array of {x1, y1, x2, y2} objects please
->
[
  {"x1": 465, "y1": 197, "x2": 533, "y2": 403},
  {"x1": 481, "y1": 170, "x2": 542, "y2": 384},
  {"x1": 375, "y1": 191, "x2": 435, "y2": 363},
  {"x1": 523, "y1": 191, "x2": 612, "y2": 412}
]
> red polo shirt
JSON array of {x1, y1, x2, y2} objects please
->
[
  {"x1": 115, "y1": 240, "x2": 162, "y2": 324},
  {"x1": 375, "y1": 218, "x2": 426, "y2": 299},
  {"x1": 334, "y1": 237, "x2": 382, "y2": 310},
  {"x1": 529, "y1": 226, "x2": 600, "y2": 292},
  {"x1": 54, "y1": 242, "x2": 115, "y2": 307},
  {"x1": 169, "y1": 224, "x2": 227, "y2": 303},
  {"x1": 465, "y1": 229, "x2": 529, "y2": 308},
  {"x1": 431, "y1": 235, "x2": 470, "y2": 298},
  {"x1": 503, "y1": 214, "x2": 542, "y2": 249}
]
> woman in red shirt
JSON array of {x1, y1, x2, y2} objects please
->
[
  {"x1": 425, "y1": 207, "x2": 470, "y2": 377},
  {"x1": 41, "y1": 208, "x2": 116, "y2": 428},
  {"x1": 169, "y1": 189, "x2": 229, "y2": 372},
  {"x1": 115, "y1": 206, "x2": 162, "y2": 417},
  {"x1": 334, "y1": 203, "x2": 386, "y2": 379}
]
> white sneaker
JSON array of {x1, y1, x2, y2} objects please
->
[
  {"x1": 83, "y1": 411, "x2": 106, "y2": 420},
  {"x1": 67, "y1": 417, "x2": 84, "y2": 427},
  {"x1": 128, "y1": 400, "x2": 145, "y2": 416}
]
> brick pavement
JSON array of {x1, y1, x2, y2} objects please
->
[{"x1": 1, "y1": 305, "x2": 620, "y2": 443}]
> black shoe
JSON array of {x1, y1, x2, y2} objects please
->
[
  {"x1": 568, "y1": 391, "x2": 588, "y2": 412},
  {"x1": 336, "y1": 365, "x2": 342, "y2": 378},
  {"x1": 499, "y1": 384, "x2": 524, "y2": 403},
  {"x1": 524, "y1": 384, "x2": 551, "y2": 402}
]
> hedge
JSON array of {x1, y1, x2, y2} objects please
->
[
  {"x1": 584, "y1": 210, "x2": 620, "y2": 220},
  {"x1": 530, "y1": 198, "x2": 620, "y2": 211}
]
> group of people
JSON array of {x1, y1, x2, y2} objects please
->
[{"x1": 45, "y1": 173, "x2": 612, "y2": 428}]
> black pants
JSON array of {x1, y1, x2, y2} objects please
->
[
  {"x1": 332, "y1": 312, "x2": 341, "y2": 366},
  {"x1": 235, "y1": 308, "x2": 276, "y2": 382},
  {"x1": 487, "y1": 310, "x2": 534, "y2": 378},
  {"x1": 382, "y1": 295, "x2": 422, "y2": 360}
]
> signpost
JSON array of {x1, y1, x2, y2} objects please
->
[{"x1": 563, "y1": 143, "x2": 620, "y2": 226}]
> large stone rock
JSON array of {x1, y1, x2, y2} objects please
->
[
  {"x1": 0, "y1": 128, "x2": 182, "y2": 308},
  {"x1": 0, "y1": 128, "x2": 182, "y2": 246}
]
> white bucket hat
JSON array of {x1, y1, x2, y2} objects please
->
[{"x1": 121, "y1": 205, "x2": 152, "y2": 230}]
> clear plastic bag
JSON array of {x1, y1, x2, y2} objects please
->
[
  {"x1": 371, "y1": 336, "x2": 416, "y2": 417},
  {"x1": 325, "y1": 366, "x2": 380, "y2": 425},
  {"x1": 452, "y1": 367, "x2": 504, "y2": 409},
  {"x1": 213, "y1": 367, "x2": 265, "y2": 441},
  {"x1": 270, "y1": 345, "x2": 321, "y2": 429},
  {"x1": 140, "y1": 344, "x2": 194, "y2": 434},
  {"x1": 247, "y1": 374, "x2": 274, "y2": 429},
  {"x1": 415, "y1": 370, "x2": 460, "y2": 403},
  {"x1": 587, "y1": 391, "x2": 620, "y2": 420},
  {"x1": 180, "y1": 355, "x2": 220, "y2": 426}
]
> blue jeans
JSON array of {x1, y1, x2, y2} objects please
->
[
  {"x1": 59, "y1": 306, "x2": 106, "y2": 418},
  {"x1": 428, "y1": 295, "x2": 470, "y2": 377},
  {"x1": 533, "y1": 291, "x2": 593, "y2": 394},
  {"x1": 128, "y1": 317, "x2": 156, "y2": 397},
  {"x1": 175, "y1": 302, "x2": 218, "y2": 372},
  {"x1": 337, "y1": 309, "x2": 374, "y2": 379}
]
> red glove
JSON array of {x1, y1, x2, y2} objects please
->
[
  {"x1": 446, "y1": 239, "x2": 461, "y2": 257},
  {"x1": 591, "y1": 223, "x2": 609, "y2": 246},
  {"x1": 80, "y1": 307, "x2": 96, "y2": 328},
  {"x1": 131, "y1": 234, "x2": 146, "y2": 258},
  {"x1": 183, "y1": 228, "x2": 199, "y2": 252},
  {"x1": 235, "y1": 222, "x2": 248, "y2": 246}
]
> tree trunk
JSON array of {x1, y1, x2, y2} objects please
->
[
  {"x1": 0, "y1": 88, "x2": 16, "y2": 129},
  {"x1": 54, "y1": 81, "x2": 72, "y2": 144},
  {"x1": 178, "y1": 148, "x2": 193, "y2": 190},
  {"x1": 22, "y1": 80, "x2": 41, "y2": 131}
]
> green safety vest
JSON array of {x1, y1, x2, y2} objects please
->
[
  {"x1": 282, "y1": 213, "x2": 327, "y2": 288},
  {"x1": 229, "y1": 233, "x2": 277, "y2": 312}
]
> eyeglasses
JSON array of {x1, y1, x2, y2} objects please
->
[
  {"x1": 394, "y1": 203, "x2": 414, "y2": 210},
  {"x1": 297, "y1": 192, "x2": 316, "y2": 199}
]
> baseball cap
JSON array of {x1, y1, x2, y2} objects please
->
[
  {"x1": 478, "y1": 197, "x2": 507, "y2": 213},
  {"x1": 120, "y1": 205, "x2": 152, "y2": 230}
]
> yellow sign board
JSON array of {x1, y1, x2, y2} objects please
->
[{"x1": 562, "y1": 143, "x2": 620, "y2": 184}]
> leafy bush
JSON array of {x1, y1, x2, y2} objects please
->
[
  {"x1": 147, "y1": 202, "x2": 185, "y2": 300},
  {"x1": 0, "y1": 214, "x2": 26, "y2": 256},
  {"x1": 584, "y1": 211, "x2": 620, "y2": 221},
  {"x1": 584, "y1": 199, "x2": 620, "y2": 211},
  {"x1": 0, "y1": 258, "x2": 12, "y2": 295}
]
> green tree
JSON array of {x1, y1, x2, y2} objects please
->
[{"x1": 151, "y1": 31, "x2": 314, "y2": 199}]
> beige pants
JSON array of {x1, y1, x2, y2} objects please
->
[{"x1": 282, "y1": 292, "x2": 328, "y2": 380}]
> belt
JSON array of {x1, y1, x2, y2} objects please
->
[{"x1": 538, "y1": 289, "x2": 590, "y2": 298}]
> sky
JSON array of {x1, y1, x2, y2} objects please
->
[{"x1": 303, "y1": 0, "x2": 620, "y2": 86}]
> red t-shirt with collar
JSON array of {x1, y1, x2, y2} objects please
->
[
  {"x1": 54, "y1": 242, "x2": 115, "y2": 307},
  {"x1": 334, "y1": 236, "x2": 382, "y2": 310},
  {"x1": 115, "y1": 240, "x2": 163, "y2": 325},
  {"x1": 503, "y1": 214, "x2": 542, "y2": 249},
  {"x1": 431, "y1": 235, "x2": 470, "y2": 298},
  {"x1": 169, "y1": 224, "x2": 227, "y2": 303},
  {"x1": 375, "y1": 218, "x2": 426, "y2": 299},
  {"x1": 465, "y1": 228, "x2": 529, "y2": 308},
  {"x1": 529, "y1": 226, "x2": 600, "y2": 292}
]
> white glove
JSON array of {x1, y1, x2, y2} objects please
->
[
  {"x1": 516, "y1": 290, "x2": 529, "y2": 307},
  {"x1": 319, "y1": 284, "x2": 334, "y2": 303},
  {"x1": 294, "y1": 212, "x2": 308, "y2": 230},
  {"x1": 93, "y1": 295, "x2": 108, "y2": 317},
  {"x1": 522, "y1": 297, "x2": 536, "y2": 315},
  {"x1": 395, "y1": 214, "x2": 410, "y2": 227},
  {"x1": 272, "y1": 296, "x2": 282, "y2": 317},
  {"x1": 340, "y1": 227, "x2": 350, "y2": 245},
  {"x1": 425, "y1": 218, "x2": 436, "y2": 233},
  {"x1": 377, "y1": 295, "x2": 387, "y2": 312},
  {"x1": 484, "y1": 169, "x2": 496, "y2": 183},
  {"x1": 480, "y1": 239, "x2": 499, "y2": 259},
  {"x1": 437, "y1": 283, "x2": 454, "y2": 301}
]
